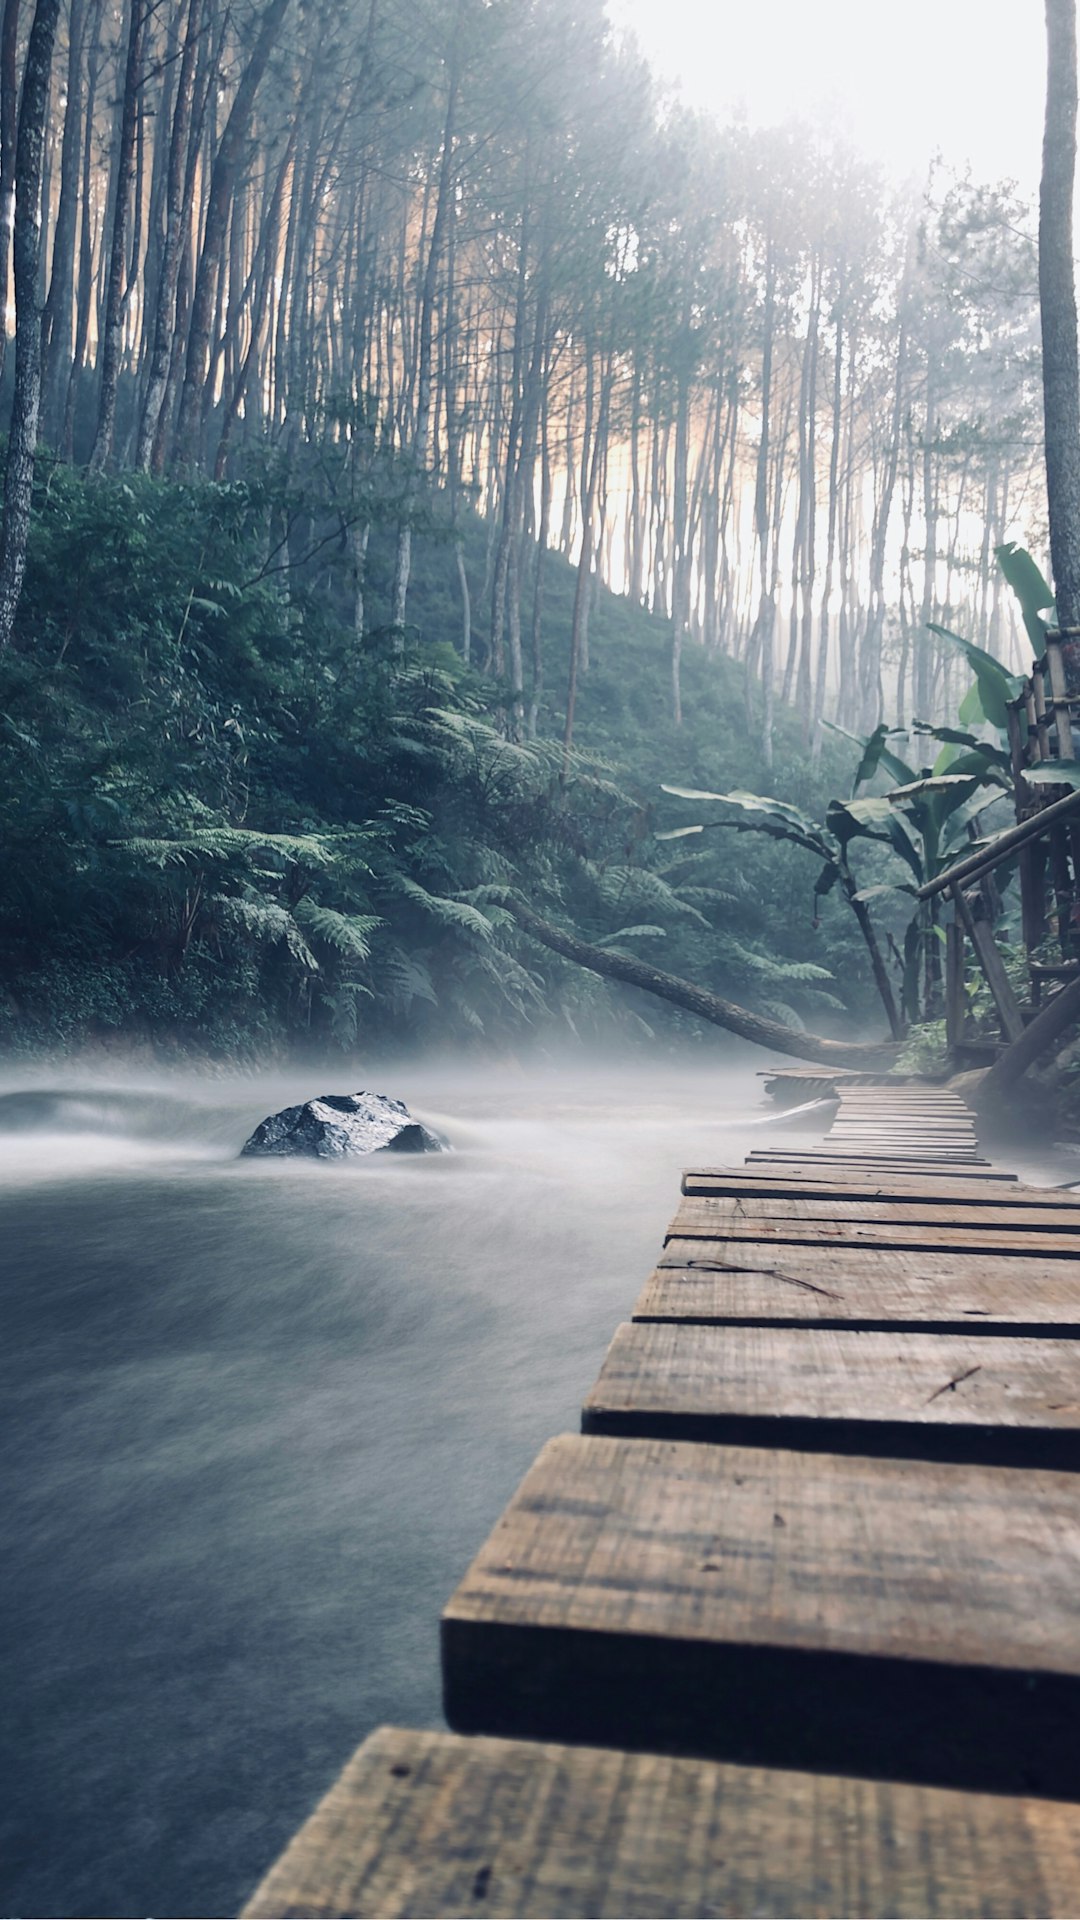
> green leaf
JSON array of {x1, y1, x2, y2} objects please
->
[
  {"x1": 928, "y1": 623, "x2": 1022, "y2": 731},
  {"x1": 853, "y1": 882, "x2": 919, "y2": 904},
  {"x1": 1024, "y1": 761, "x2": 1080, "y2": 789},
  {"x1": 995, "y1": 542, "x2": 1055, "y2": 653},
  {"x1": 886, "y1": 774, "x2": 982, "y2": 801},
  {"x1": 597, "y1": 924, "x2": 666, "y2": 946},
  {"x1": 823, "y1": 721, "x2": 916, "y2": 792}
]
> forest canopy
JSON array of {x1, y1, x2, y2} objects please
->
[{"x1": 0, "y1": 0, "x2": 1055, "y2": 1059}]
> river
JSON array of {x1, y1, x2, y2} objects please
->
[{"x1": 1, "y1": 1052, "x2": 847, "y2": 1918}]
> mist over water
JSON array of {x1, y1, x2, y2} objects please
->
[
  {"x1": 0, "y1": 1052, "x2": 830, "y2": 1919},
  {"x1": 3, "y1": 1053, "x2": 1074, "y2": 1917}
]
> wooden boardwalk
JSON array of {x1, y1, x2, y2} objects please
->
[{"x1": 243, "y1": 1080, "x2": 1080, "y2": 1918}]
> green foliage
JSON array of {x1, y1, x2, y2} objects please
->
[
  {"x1": 894, "y1": 1021, "x2": 950, "y2": 1078},
  {"x1": 1, "y1": 459, "x2": 870, "y2": 1058}
]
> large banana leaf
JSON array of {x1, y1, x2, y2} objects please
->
[
  {"x1": 930, "y1": 622, "x2": 1022, "y2": 730},
  {"x1": 995, "y1": 542, "x2": 1055, "y2": 653},
  {"x1": 1024, "y1": 761, "x2": 1080, "y2": 789},
  {"x1": 823, "y1": 720, "x2": 917, "y2": 793},
  {"x1": 660, "y1": 784, "x2": 826, "y2": 836}
]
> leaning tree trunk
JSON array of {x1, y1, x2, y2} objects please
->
[
  {"x1": 0, "y1": 0, "x2": 61, "y2": 650},
  {"x1": 1042, "y1": 0, "x2": 1080, "y2": 675},
  {"x1": 508, "y1": 899, "x2": 897, "y2": 1067}
]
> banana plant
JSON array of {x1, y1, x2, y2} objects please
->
[
  {"x1": 658, "y1": 784, "x2": 905, "y2": 1038},
  {"x1": 828, "y1": 719, "x2": 1013, "y2": 1021}
]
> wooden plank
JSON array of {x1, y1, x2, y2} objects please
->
[
  {"x1": 581, "y1": 1323, "x2": 1080, "y2": 1468},
  {"x1": 675, "y1": 1195, "x2": 1080, "y2": 1232},
  {"x1": 744, "y1": 1155, "x2": 1014, "y2": 1181},
  {"x1": 667, "y1": 1210, "x2": 1080, "y2": 1256},
  {"x1": 442, "y1": 1434, "x2": 1080, "y2": 1795},
  {"x1": 682, "y1": 1170, "x2": 1070, "y2": 1206},
  {"x1": 240, "y1": 1724, "x2": 1080, "y2": 1920},
  {"x1": 752, "y1": 1146, "x2": 988, "y2": 1160},
  {"x1": 634, "y1": 1258, "x2": 1080, "y2": 1337},
  {"x1": 659, "y1": 1236, "x2": 1080, "y2": 1289}
]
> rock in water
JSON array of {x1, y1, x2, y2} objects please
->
[{"x1": 240, "y1": 1091, "x2": 445, "y2": 1159}]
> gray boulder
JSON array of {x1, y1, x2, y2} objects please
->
[{"x1": 240, "y1": 1090, "x2": 445, "y2": 1160}]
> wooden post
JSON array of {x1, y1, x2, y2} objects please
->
[
  {"x1": 1046, "y1": 637, "x2": 1077, "y2": 759},
  {"x1": 945, "y1": 917, "x2": 966, "y2": 1054},
  {"x1": 950, "y1": 884, "x2": 1026, "y2": 1044},
  {"x1": 1007, "y1": 697, "x2": 1047, "y2": 952},
  {"x1": 1031, "y1": 661, "x2": 1052, "y2": 762}
]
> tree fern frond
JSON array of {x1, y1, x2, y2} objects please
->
[
  {"x1": 212, "y1": 895, "x2": 319, "y2": 970},
  {"x1": 294, "y1": 900, "x2": 384, "y2": 961},
  {"x1": 394, "y1": 877, "x2": 494, "y2": 940}
]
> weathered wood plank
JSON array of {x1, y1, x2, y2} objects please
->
[
  {"x1": 634, "y1": 1258, "x2": 1080, "y2": 1337},
  {"x1": 240, "y1": 1724, "x2": 1080, "y2": 1920},
  {"x1": 682, "y1": 1169, "x2": 1069, "y2": 1205},
  {"x1": 581, "y1": 1323, "x2": 1080, "y2": 1467},
  {"x1": 442, "y1": 1434, "x2": 1080, "y2": 1795},
  {"x1": 749, "y1": 1150, "x2": 993, "y2": 1165},
  {"x1": 676, "y1": 1195, "x2": 1080, "y2": 1232},
  {"x1": 659, "y1": 1236, "x2": 1080, "y2": 1288},
  {"x1": 744, "y1": 1154, "x2": 1014, "y2": 1180},
  {"x1": 667, "y1": 1209, "x2": 1080, "y2": 1255}
]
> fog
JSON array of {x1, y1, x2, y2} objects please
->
[{"x1": 1, "y1": 1052, "x2": 846, "y2": 1918}]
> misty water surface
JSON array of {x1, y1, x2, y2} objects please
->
[
  {"x1": 0, "y1": 1052, "x2": 838, "y2": 1919},
  {"x1": 3, "y1": 1055, "x2": 1070, "y2": 1918}
]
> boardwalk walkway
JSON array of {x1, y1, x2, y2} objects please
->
[{"x1": 243, "y1": 1083, "x2": 1080, "y2": 1918}]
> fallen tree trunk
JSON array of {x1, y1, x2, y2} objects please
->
[{"x1": 509, "y1": 899, "x2": 897, "y2": 1068}]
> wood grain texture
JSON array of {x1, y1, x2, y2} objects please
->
[
  {"x1": 667, "y1": 1205, "x2": 1080, "y2": 1255},
  {"x1": 677, "y1": 1195, "x2": 1080, "y2": 1232},
  {"x1": 442, "y1": 1433, "x2": 1080, "y2": 1793},
  {"x1": 635, "y1": 1256, "x2": 1080, "y2": 1337},
  {"x1": 659, "y1": 1236, "x2": 1080, "y2": 1289},
  {"x1": 581, "y1": 1322, "x2": 1080, "y2": 1466},
  {"x1": 240, "y1": 1725, "x2": 1080, "y2": 1919},
  {"x1": 683, "y1": 1169, "x2": 1071, "y2": 1204},
  {"x1": 745, "y1": 1153, "x2": 1010, "y2": 1177}
]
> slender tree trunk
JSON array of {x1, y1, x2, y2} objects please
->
[
  {"x1": 136, "y1": 0, "x2": 203, "y2": 468},
  {"x1": 41, "y1": 0, "x2": 86, "y2": 438},
  {"x1": 89, "y1": 0, "x2": 148, "y2": 469},
  {"x1": 173, "y1": 0, "x2": 291, "y2": 467},
  {"x1": 391, "y1": 3, "x2": 461, "y2": 641},
  {"x1": 1041, "y1": 0, "x2": 1080, "y2": 663},
  {"x1": 0, "y1": 0, "x2": 20, "y2": 383},
  {"x1": 0, "y1": 0, "x2": 62, "y2": 649}
]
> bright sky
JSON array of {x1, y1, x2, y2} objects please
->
[{"x1": 606, "y1": 0, "x2": 1047, "y2": 194}]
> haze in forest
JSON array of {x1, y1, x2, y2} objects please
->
[
  {"x1": 608, "y1": 0, "x2": 1044, "y2": 189},
  {"x1": 0, "y1": 0, "x2": 1061, "y2": 1068}
]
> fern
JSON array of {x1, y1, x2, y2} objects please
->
[
  {"x1": 394, "y1": 877, "x2": 495, "y2": 941},
  {"x1": 116, "y1": 826, "x2": 331, "y2": 868},
  {"x1": 212, "y1": 895, "x2": 318, "y2": 970},
  {"x1": 382, "y1": 947, "x2": 438, "y2": 1014},
  {"x1": 294, "y1": 900, "x2": 384, "y2": 961}
]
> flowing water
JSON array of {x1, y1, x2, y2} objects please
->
[{"x1": 1, "y1": 1055, "x2": 1070, "y2": 1917}]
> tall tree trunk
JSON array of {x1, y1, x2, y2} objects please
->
[
  {"x1": 173, "y1": 0, "x2": 291, "y2": 467},
  {"x1": 89, "y1": 0, "x2": 148, "y2": 469},
  {"x1": 0, "y1": 0, "x2": 20, "y2": 383},
  {"x1": 390, "y1": 3, "x2": 461, "y2": 641},
  {"x1": 1041, "y1": 0, "x2": 1080, "y2": 664},
  {"x1": 0, "y1": 0, "x2": 61, "y2": 649},
  {"x1": 41, "y1": 0, "x2": 87, "y2": 440}
]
